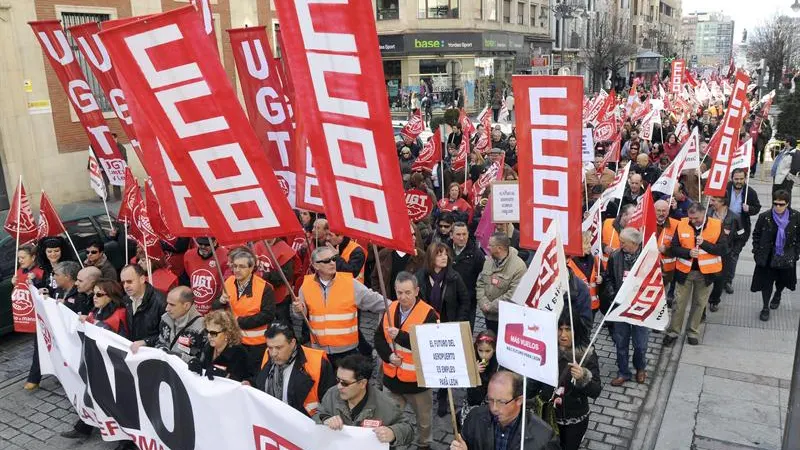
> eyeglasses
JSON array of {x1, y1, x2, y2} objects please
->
[
  {"x1": 484, "y1": 396, "x2": 518, "y2": 407},
  {"x1": 207, "y1": 329, "x2": 223, "y2": 337},
  {"x1": 315, "y1": 256, "x2": 338, "y2": 264},
  {"x1": 86, "y1": 250, "x2": 100, "y2": 255},
  {"x1": 439, "y1": 224, "x2": 452, "y2": 229},
  {"x1": 336, "y1": 377, "x2": 361, "y2": 387},
  {"x1": 774, "y1": 202, "x2": 788, "y2": 207}
]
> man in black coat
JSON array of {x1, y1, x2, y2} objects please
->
[
  {"x1": 707, "y1": 195, "x2": 745, "y2": 311},
  {"x1": 725, "y1": 168, "x2": 762, "y2": 293},
  {"x1": 450, "y1": 222, "x2": 485, "y2": 329},
  {"x1": 122, "y1": 264, "x2": 167, "y2": 347}
]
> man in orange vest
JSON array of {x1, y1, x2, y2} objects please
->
[
  {"x1": 375, "y1": 271, "x2": 439, "y2": 449},
  {"x1": 654, "y1": 199, "x2": 679, "y2": 305},
  {"x1": 601, "y1": 203, "x2": 635, "y2": 265},
  {"x1": 250, "y1": 321, "x2": 336, "y2": 420},
  {"x1": 221, "y1": 247, "x2": 276, "y2": 375},
  {"x1": 663, "y1": 203, "x2": 727, "y2": 347},
  {"x1": 292, "y1": 246, "x2": 386, "y2": 367}
]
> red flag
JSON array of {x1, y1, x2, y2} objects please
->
[
  {"x1": 599, "y1": 134, "x2": 621, "y2": 171},
  {"x1": 452, "y1": 130, "x2": 470, "y2": 172},
  {"x1": 514, "y1": 75, "x2": 584, "y2": 256},
  {"x1": 190, "y1": 0, "x2": 218, "y2": 55},
  {"x1": 405, "y1": 189, "x2": 434, "y2": 223},
  {"x1": 684, "y1": 70, "x2": 698, "y2": 89},
  {"x1": 705, "y1": 70, "x2": 750, "y2": 196},
  {"x1": 29, "y1": 21, "x2": 126, "y2": 185},
  {"x1": 100, "y1": 6, "x2": 302, "y2": 245},
  {"x1": 475, "y1": 107, "x2": 492, "y2": 154},
  {"x1": 145, "y1": 179, "x2": 175, "y2": 242},
  {"x1": 400, "y1": 110, "x2": 425, "y2": 141},
  {"x1": 472, "y1": 154, "x2": 504, "y2": 206},
  {"x1": 118, "y1": 170, "x2": 162, "y2": 259},
  {"x1": 593, "y1": 113, "x2": 619, "y2": 142},
  {"x1": 597, "y1": 88, "x2": 617, "y2": 122},
  {"x1": 459, "y1": 109, "x2": 476, "y2": 136},
  {"x1": 228, "y1": 27, "x2": 298, "y2": 208},
  {"x1": 274, "y1": 0, "x2": 414, "y2": 252},
  {"x1": 627, "y1": 186, "x2": 657, "y2": 241},
  {"x1": 412, "y1": 129, "x2": 442, "y2": 173},
  {"x1": 4, "y1": 181, "x2": 38, "y2": 245},
  {"x1": 36, "y1": 192, "x2": 66, "y2": 240},
  {"x1": 117, "y1": 168, "x2": 138, "y2": 225},
  {"x1": 670, "y1": 59, "x2": 685, "y2": 94},
  {"x1": 12, "y1": 282, "x2": 36, "y2": 333}
]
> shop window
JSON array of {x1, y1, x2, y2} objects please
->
[
  {"x1": 503, "y1": 0, "x2": 511, "y2": 23},
  {"x1": 384, "y1": 60, "x2": 402, "y2": 109},
  {"x1": 62, "y1": 12, "x2": 112, "y2": 112},
  {"x1": 377, "y1": 0, "x2": 400, "y2": 20},
  {"x1": 517, "y1": 2, "x2": 525, "y2": 24},
  {"x1": 487, "y1": 0, "x2": 498, "y2": 20},
  {"x1": 418, "y1": 0, "x2": 459, "y2": 18}
]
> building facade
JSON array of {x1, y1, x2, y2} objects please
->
[
  {"x1": 375, "y1": 0, "x2": 552, "y2": 113},
  {"x1": 0, "y1": 0, "x2": 271, "y2": 207},
  {"x1": 680, "y1": 11, "x2": 734, "y2": 69}
]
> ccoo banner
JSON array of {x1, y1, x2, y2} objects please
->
[{"x1": 33, "y1": 289, "x2": 387, "y2": 450}]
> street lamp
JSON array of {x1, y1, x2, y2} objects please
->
[
  {"x1": 545, "y1": 0, "x2": 589, "y2": 75},
  {"x1": 792, "y1": 0, "x2": 800, "y2": 13}
]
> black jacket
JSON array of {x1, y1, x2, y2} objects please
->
[
  {"x1": 124, "y1": 283, "x2": 167, "y2": 346},
  {"x1": 196, "y1": 343, "x2": 251, "y2": 382},
  {"x1": 713, "y1": 209, "x2": 745, "y2": 255},
  {"x1": 633, "y1": 164, "x2": 661, "y2": 187},
  {"x1": 600, "y1": 248, "x2": 639, "y2": 313},
  {"x1": 253, "y1": 346, "x2": 336, "y2": 418},
  {"x1": 528, "y1": 348, "x2": 602, "y2": 422},
  {"x1": 725, "y1": 184, "x2": 762, "y2": 242},
  {"x1": 415, "y1": 267, "x2": 471, "y2": 323},
  {"x1": 752, "y1": 208, "x2": 800, "y2": 269},
  {"x1": 452, "y1": 240, "x2": 486, "y2": 296},
  {"x1": 461, "y1": 404, "x2": 561, "y2": 450},
  {"x1": 60, "y1": 286, "x2": 91, "y2": 315},
  {"x1": 336, "y1": 237, "x2": 366, "y2": 278}
]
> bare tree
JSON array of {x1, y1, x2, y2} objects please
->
[
  {"x1": 748, "y1": 14, "x2": 799, "y2": 90},
  {"x1": 581, "y1": 12, "x2": 637, "y2": 92}
]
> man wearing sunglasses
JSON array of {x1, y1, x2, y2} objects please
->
[
  {"x1": 84, "y1": 238, "x2": 117, "y2": 281},
  {"x1": 316, "y1": 354, "x2": 413, "y2": 448},
  {"x1": 451, "y1": 371, "x2": 559, "y2": 450},
  {"x1": 293, "y1": 246, "x2": 386, "y2": 367}
]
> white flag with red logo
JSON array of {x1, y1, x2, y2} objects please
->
[
  {"x1": 593, "y1": 114, "x2": 618, "y2": 142},
  {"x1": 498, "y1": 98, "x2": 510, "y2": 123},
  {"x1": 598, "y1": 161, "x2": 631, "y2": 210},
  {"x1": 4, "y1": 181, "x2": 38, "y2": 245},
  {"x1": 36, "y1": 191, "x2": 66, "y2": 240},
  {"x1": 400, "y1": 110, "x2": 425, "y2": 141},
  {"x1": 471, "y1": 154, "x2": 504, "y2": 206},
  {"x1": 88, "y1": 149, "x2": 107, "y2": 200},
  {"x1": 604, "y1": 236, "x2": 668, "y2": 330},
  {"x1": 639, "y1": 107, "x2": 661, "y2": 142},
  {"x1": 651, "y1": 128, "x2": 700, "y2": 196},
  {"x1": 511, "y1": 220, "x2": 569, "y2": 317},
  {"x1": 731, "y1": 138, "x2": 754, "y2": 171},
  {"x1": 705, "y1": 70, "x2": 750, "y2": 197},
  {"x1": 581, "y1": 200, "x2": 603, "y2": 261}
]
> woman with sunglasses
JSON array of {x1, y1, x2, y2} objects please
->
[
  {"x1": 750, "y1": 189, "x2": 800, "y2": 321},
  {"x1": 190, "y1": 309, "x2": 250, "y2": 381},
  {"x1": 80, "y1": 279, "x2": 129, "y2": 338}
]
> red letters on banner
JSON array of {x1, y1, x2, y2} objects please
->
[
  {"x1": 514, "y1": 76, "x2": 583, "y2": 256},
  {"x1": 670, "y1": 59, "x2": 685, "y2": 94},
  {"x1": 99, "y1": 6, "x2": 301, "y2": 244},
  {"x1": 228, "y1": 27, "x2": 298, "y2": 207},
  {"x1": 274, "y1": 0, "x2": 414, "y2": 252},
  {"x1": 29, "y1": 21, "x2": 127, "y2": 185},
  {"x1": 704, "y1": 70, "x2": 750, "y2": 197}
]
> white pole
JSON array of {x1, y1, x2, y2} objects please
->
[
  {"x1": 64, "y1": 231, "x2": 84, "y2": 269},
  {"x1": 520, "y1": 376, "x2": 528, "y2": 446},
  {"x1": 124, "y1": 221, "x2": 129, "y2": 263},
  {"x1": 578, "y1": 311, "x2": 611, "y2": 367},
  {"x1": 13, "y1": 176, "x2": 22, "y2": 277},
  {"x1": 566, "y1": 285, "x2": 577, "y2": 364},
  {"x1": 101, "y1": 195, "x2": 113, "y2": 235},
  {"x1": 143, "y1": 240, "x2": 152, "y2": 281}
]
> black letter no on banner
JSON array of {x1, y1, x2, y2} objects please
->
[{"x1": 137, "y1": 360, "x2": 196, "y2": 450}]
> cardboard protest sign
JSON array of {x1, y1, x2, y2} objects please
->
[
  {"x1": 490, "y1": 181, "x2": 520, "y2": 223},
  {"x1": 410, "y1": 322, "x2": 480, "y2": 388}
]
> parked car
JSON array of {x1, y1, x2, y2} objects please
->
[{"x1": 0, "y1": 203, "x2": 120, "y2": 338}]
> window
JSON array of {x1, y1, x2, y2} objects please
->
[
  {"x1": 555, "y1": 19, "x2": 561, "y2": 47},
  {"x1": 474, "y1": 0, "x2": 483, "y2": 19},
  {"x1": 273, "y1": 23, "x2": 282, "y2": 59},
  {"x1": 487, "y1": 0, "x2": 498, "y2": 20},
  {"x1": 62, "y1": 12, "x2": 112, "y2": 112},
  {"x1": 531, "y1": 4, "x2": 539, "y2": 27},
  {"x1": 517, "y1": 2, "x2": 525, "y2": 24},
  {"x1": 377, "y1": 0, "x2": 400, "y2": 20},
  {"x1": 503, "y1": 0, "x2": 511, "y2": 22},
  {"x1": 418, "y1": 0, "x2": 459, "y2": 18}
]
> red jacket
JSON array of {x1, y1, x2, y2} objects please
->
[{"x1": 183, "y1": 247, "x2": 230, "y2": 315}]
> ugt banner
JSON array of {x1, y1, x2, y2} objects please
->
[
  {"x1": 274, "y1": 0, "x2": 414, "y2": 253},
  {"x1": 29, "y1": 21, "x2": 127, "y2": 185},
  {"x1": 32, "y1": 289, "x2": 386, "y2": 450},
  {"x1": 513, "y1": 75, "x2": 584, "y2": 256},
  {"x1": 99, "y1": 6, "x2": 301, "y2": 245}
]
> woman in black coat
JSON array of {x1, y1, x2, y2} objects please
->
[{"x1": 750, "y1": 189, "x2": 800, "y2": 321}]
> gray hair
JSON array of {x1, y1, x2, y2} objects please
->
[
  {"x1": 619, "y1": 227, "x2": 643, "y2": 245},
  {"x1": 311, "y1": 246, "x2": 337, "y2": 263},
  {"x1": 230, "y1": 247, "x2": 256, "y2": 268},
  {"x1": 394, "y1": 271, "x2": 418, "y2": 289},
  {"x1": 489, "y1": 232, "x2": 511, "y2": 250},
  {"x1": 53, "y1": 261, "x2": 80, "y2": 281},
  {"x1": 169, "y1": 285, "x2": 195, "y2": 304}
]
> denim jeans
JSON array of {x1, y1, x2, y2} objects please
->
[{"x1": 612, "y1": 323, "x2": 649, "y2": 379}]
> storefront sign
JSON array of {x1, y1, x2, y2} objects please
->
[
  {"x1": 378, "y1": 34, "x2": 405, "y2": 54},
  {"x1": 408, "y1": 33, "x2": 482, "y2": 52}
]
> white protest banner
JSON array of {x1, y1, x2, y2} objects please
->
[
  {"x1": 510, "y1": 220, "x2": 569, "y2": 317},
  {"x1": 32, "y1": 289, "x2": 387, "y2": 450},
  {"x1": 582, "y1": 128, "x2": 595, "y2": 162},
  {"x1": 410, "y1": 322, "x2": 480, "y2": 388},
  {"x1": 497, "y1": 301, "x2": 559, "y2": 386},
  {"x1": 731, "y1": 138, "x2": 753, "y2": 171},
  {"x1": 490, "y1": 181, "x2": 520, "y2": 223}
]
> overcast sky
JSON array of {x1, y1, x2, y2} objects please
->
[{"x1": 682, "y1": 0, "x2": 799, "y2": 43}]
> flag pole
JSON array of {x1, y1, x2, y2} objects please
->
[
  {"x1": 101, "y1": 194, "x2": 113, "y2": 235},
  {"x1": 124, "y1": 221, "x2": 129, "y2": 263},
  {"x1": 520, "y1": 376, "x2": 528, "y2": 446},
  {"x1": 584, "y1": 177, "x2": 590, "y2": 212},
  {"x1": 13, "y1": 176, "x2": 22, "y2": 277},
  {"x1": 142, "y1": 240, "x2": 153, "y2": 281},
  {"x1": 265, "y1": 240, "x2": 319, "y2": 345},
  {"x1": 371, "y1": 243, "x2": 396, "y2": 352}
]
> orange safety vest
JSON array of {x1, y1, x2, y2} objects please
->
[
  {"x1": 260, "y1": 346, "x2": 327, "y2": 417},
  {"x1": 382, "y1": 300, "x2": 436, "y2": 383},
  {"x1": 674, "y1": 218, "x2": 723, "y2": 274},
  {"x1": 657, "y1": 218, "x2": 679, "y2": 272},
  {"x1": 225, "y1": 275, "x2": 271, "y2": 346},
  {"x1": 341, "y1": 240, "x2": 366, "y2": 283},
  {"x1": 567, "y1": 258, "x2": 599, "y2": 311},
  {"x1": 301, "y1": 273, "x2": 359, "y2": 353},
  {"x1": 601, "y1": 219, "x2": 621, "y2": 266}
]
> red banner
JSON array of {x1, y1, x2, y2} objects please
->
[
  {"x1": 514, "y1": 75, "x2": 583, "y2": 256},
  {"x1": 274, "y1": 0, "x2": 414, "y2": 252},
  {"x1": 705, "y1": 70, "x2": 750, "y2": 196},
  {"x1": 118, "y1": 169, "x2": 162, "y2": 258},
  {"x1": 400, "y1": 110, "x2": 425, "y2": 141},
  {"x1": 12, "y1": 281, "x2": 36, "y2": 333},
  {"x1": 593, "y1": 114, "x2": 618, "y2": 142},
  {"x1": 191, "y1": 0, "x2": 218, "y2": 54},
  {"x1": 404, "y1": 189, "x2": 433, "y2": 223},
  {"x1": 100, "y1": 6, "x2": 301, "y2": 245},
  {"x1": 29, "y1": 21, "x2": 126, "y2": 185},
  {"x1": 4, "y1": 181, "x2": 38, "y2": 245},
  {"x1": 412, "y1": 130, "x2": 442, "y2": 173},
  {"x1": 670, "y1": 59, "x2": 685, "y2": 94},
  {"x1": 452, "y1": 130, "x2": 470, "y2": 172},
  {"x1": 36, "y1": 191, "x2": 66, "y2": 240}
]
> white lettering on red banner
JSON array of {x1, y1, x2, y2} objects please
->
[
  {"x1": 275, "y1": 0, "x2": 414, "y2": 252},
  {"x1": 670, "y1": 59, "x2": 685, "y2": 94},
  {"x1": 704, "y1": 71, "x2": 750, "y2": 197},
  {"x1": 99, "y1": 6, "x2": 301, "y2": 244},
  {"x1": 514, "y1": 76, "x2": 583, "y2": 255}
]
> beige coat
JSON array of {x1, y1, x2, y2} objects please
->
[{"x1": 475, "y1": 247, "x2": 527, "y2": 321}]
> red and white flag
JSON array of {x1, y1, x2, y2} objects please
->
[
  {"x1": 585, "y1": 89, "x2": 609, "y2": 125},
  {"x1": 475, "y1": 106, "x2": 492, "y2": 154},
  {"x1": 730, "y1": 138, "x2": 754, "y2": 171},
  {"x1": 411, "y1": 130, "x2": 442, "y2": 173},
  {"x1": 472, "y1": 154, "x2": 504, "y2": 206},
  {"x1": 705, "y1": 70, "x2": 750, "y2": 197},
  {"x1": 228, "y1": 26, "x2": 298, "y2": 208},
  {"x1": 36, "y1": 192, "x2": 66, "y2": 240},
  {"x1": 640, "y1": 108, "x2": 661, "y2": 142},
  {"x1": 593, "y1": 114, "x2": 619, "y2": 142},
  {"x1": 626, "y1": 186, "x2": 657, "y2": 242},
  {"x1": 4, "y1": 181, "x2": 38, "y2": 246},
  {"x1": 400, "y1": 110, "x2": 425, "y2": 141},
  {"x1": 451, "y1": 130, "x2": 470, "y2": 172},
  {"x1": 651, "y1": 128, "x2": 700, "y2": 196},
  {"x1": 581, "y1": 200, "x2": 603, "y2": 261},
  {"x1": 100, "y1": 6, "x2": 301, "y2": 245},
  {"x1": 598, "y1": 134, "x2": 622, "y2": 172},
  {"x1": 670, "y1": 59, "x2": 685, "y2": 94},
  {"x1": 274, "y1": 0, "x2": 413, "y2": 252},
  {"x1": 405, "y1": 189, "x2": 433, "y2": 223},
  {"x1": 596, "y1": 89, "x2": 617, "y2": 123},
  {"x1": 117, "y1": 169, "x2": 162, "y2": 258},
  {"x1": 598, "y1": 161, "x2": 631, "y2": 210},
  {"x1": 498, "y1": 98, "x2": 510, "y2": 123},
  {"x1": 88, "y1": 149, "x2": 107, "y2": 200},
  {"x1": 459, "y1": 108, "x2": 476, "y2": 136},
  {"x1": 515, "y1": 76, "x2": 584, "y2": 256},
  {"x1": 29, "y1": 21, "x2": 127, "y2": 185},
  {"x1": 511, "y1": 220, "x2": 569, "y2": 317},
  {"x1": 604, "y1": 236, "x2": 668, "y2": 330},
  {"x1": 190, "y1": 0, "x2": 218, "y2": 54}
]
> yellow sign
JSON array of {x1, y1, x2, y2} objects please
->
[
  {"x1": 28, "y1": 100, "x2": 50, "y2": 108},
  {"x1": 23, "y1": 80, "x2": 32, "y2": 93}
]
